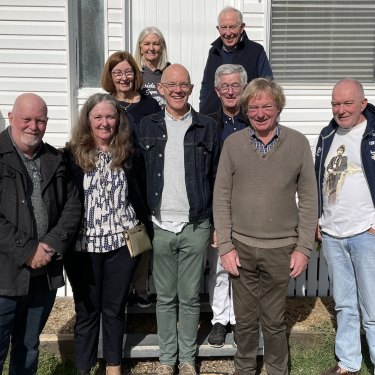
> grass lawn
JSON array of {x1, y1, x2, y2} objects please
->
[{"x1": 2, "y1": 334, "x2": 373, "y2": 374}]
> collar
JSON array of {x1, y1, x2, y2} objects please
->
[
  {"x1": 165, "y1": 106, "x2": 192, "y2": 121},
  {"x1": 249, "y1": 123, "x2": 281, "y2": 140},
  {"x1": 8, "y1": 127, "x2": 43, "y2": 161}
]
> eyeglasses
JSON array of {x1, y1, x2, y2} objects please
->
[
  {"x1": 218, "y1": 83, "x2": 243, "y2": 93},
  {"x1": 247, "y1": 105, "x2": 275, "y2": 113},
  {"x1": 159, "y1": 82, "x2": 192, "y2": 91},
  {"x1": 111, "y1": 69, "x2": 134, "y2": 79},
  {"x1": 217, "y1": 24, "x2": 242, "y2": 32}
]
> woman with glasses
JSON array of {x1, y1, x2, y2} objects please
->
[
  {"x1": 64, "y1": 93, "x2": 151, "y2": 375},
  {"x1": 101, "y1": 51, "x2": 159, "y2": 309},
  {"x1": 101, "y1": 51, "x2": 161, "y2": 127},
  {"x1": 134, "y1": 26, "x2": 170, "y2": 108}
]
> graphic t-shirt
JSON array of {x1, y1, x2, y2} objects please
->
[{"x1": 320, "y1": 120, "x2": 375, "y2": 237}]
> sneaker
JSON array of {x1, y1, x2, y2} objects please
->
[
  {"x1": 155, "y1": 364, "x2": 176, "y2": 375},
  {"x1": 207, "y1": 322, "x2": 227, "y2": 348},
  {"x1": 231, "y1": 324, "x2": 237, "y2": 346},
  {"x1": 178, "y1": 362, "x2": 197, "y2": 375},
  {"x1": 137, "y1": 293, "x2": 152, "y2": 308}
]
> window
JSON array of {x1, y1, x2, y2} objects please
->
[
  {"x1": 78, "y1": 0, "x2": 104, "y2": 87},
  {"x1": 271, "y1": 0, "x2": 375, "y2": 83}
]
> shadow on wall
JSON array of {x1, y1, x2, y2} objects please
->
[{"x1": 0, "y1": 110, "x2": 6, "y2": 131}]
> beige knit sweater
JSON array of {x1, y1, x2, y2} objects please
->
[{"x1": 213, "y1": 125, "x2": 318, "y2": 257}]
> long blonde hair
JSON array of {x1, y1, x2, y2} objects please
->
[
  {"x1": 69, "y1": 93, "x2": 133, "y2": 171},
  {"x1": 134, "y1": 27, "x2": 168, "y2": 71}
]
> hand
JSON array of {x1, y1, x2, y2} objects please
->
[
  {"x1": 315, "y1": 224, "x2": 322, "y2": 242},
  {"x1": 211, "y1": 229, "x2": 218, "y2": 248},
  {"x1": 289, "y1": 251, "x2": 308, "y2": 278},
  {"x1": 25, "y1": 242, "x2": 53, "y2": 269},
  {"x1": 220, "y1": 249, "x2": 241, "y2": 276}
]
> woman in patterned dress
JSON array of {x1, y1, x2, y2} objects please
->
[{"x1": 63, "y1": 93, "x2": 150, "y2": 375}]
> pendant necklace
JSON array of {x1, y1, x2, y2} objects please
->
[{"x1": 118, "y1": 100, "x2": 133, "y2": 112}]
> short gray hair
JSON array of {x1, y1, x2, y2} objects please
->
[
  {"x1": 217, "y1": 6, "x2": 243, "y2": 25},
  {"x1": 214, "y1": 64, "x2": 247, "y2": 87}
]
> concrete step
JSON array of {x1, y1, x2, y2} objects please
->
[{"x1": 41, "y1": 332, "x2": 264, "y2": 359}]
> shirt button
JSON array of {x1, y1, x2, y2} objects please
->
[
  {"x1": 159, "y1": 154, "x2": 163, "y2": 158},
  {"x1": 21, "y1": 200, "x2": 27, "y2": 205},
  {"x1": 157, "y1": 173, "x2": 161, "y2": 177},
  {"x1": 162, "y1": 134, "x2": 166, "y2": 138},
  {"x1": 155, "y1": 192, "x2": 158, "y2": 196}
]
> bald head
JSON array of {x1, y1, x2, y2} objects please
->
[
  {"x1": 161, "y1": 63, "x2": 191, "y2": 84},
  {"x1": 8, "y1": 93, "x2": 48, "y2": 157},
  {"x1": 158, "y1": 64, "x2": 193, "y2": 119},
  {"x1": 12, "y1": 93, "x2": 48, "y2": 117},
  {"x1": 331, "y1": 79, "x2": 367, "y2": 129}
]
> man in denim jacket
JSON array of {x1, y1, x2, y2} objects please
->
[{"x1": 136, "y1": 64, "x2": 220, "y2": 375}]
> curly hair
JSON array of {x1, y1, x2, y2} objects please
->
[
  {"x1": 101, "y1": 51, "x2": 143, "y2": 95},
  {"x1": 134, "y1": 26, "x2": 168, "y2": 71},
  {"x1": 69, "y1": 93, "x2": 133, "y2": 171}
]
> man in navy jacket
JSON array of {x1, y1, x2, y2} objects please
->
[
  {"x1": 199, "y1": 6, "x2": 272, "y2": 115},
  {"x1": 315, "y1": 79, "x2": 375, "y2": 375}
]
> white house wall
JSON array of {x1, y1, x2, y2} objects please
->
[{"x1": 0, "y1": 0, "x2": 72, "y2": 147}]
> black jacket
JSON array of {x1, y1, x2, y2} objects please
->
[
  {"x1": 0, "y1": 130, "x2": 81, "y2": 296},
  {"x1": 199, "y1": 31, "x2": 273, "y2": 114}
]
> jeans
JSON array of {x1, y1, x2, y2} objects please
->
[
  {"x1": 152, "y1": 221, "x2": 210, "y2": 365},
  {"x1": 322, "y1": 231, "x2": 375, "y2": 373},
  {"x1": 0, "y1": 275, "x2": 57, "y2": 375}
]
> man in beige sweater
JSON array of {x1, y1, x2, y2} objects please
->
[{"x1": 213, "y1": 78, "x2": 318, "y2": 375}]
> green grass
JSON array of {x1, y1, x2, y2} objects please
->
[
  {"x1": 289, "y1": 334, "x2": 373, "y2": 375},
  {"x1": 2, "y1": 335, "x2": 373, "y2": 374}
]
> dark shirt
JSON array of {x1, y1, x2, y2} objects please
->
[{"x1": 221, "y1": 112, "x2": 248, "y2": 141}]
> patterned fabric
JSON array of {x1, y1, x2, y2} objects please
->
[
  {"x1": 76, "y1": 151, "x2": 138, "y2": 253},
  {"x1": 249, "y1": 124, "x2": 281, "y2": 154}
]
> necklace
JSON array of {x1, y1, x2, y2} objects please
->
[{"x1": 118, "y1": 100, "x2": 133, "y2": 112}]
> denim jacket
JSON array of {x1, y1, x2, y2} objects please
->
[
  {"x1": 315, "y1": 103, "x2": 375, "y2": 217},
  {"x1": 136, "y1": 108, "x2": 220, "y2": 223}
]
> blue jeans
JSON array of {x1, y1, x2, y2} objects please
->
[
  {"x1": 322, "y1": 231, "x2": 375, "y2": 373},
  {"x1": 0, "y1": 275, "x2": 57, "y2": 375}
]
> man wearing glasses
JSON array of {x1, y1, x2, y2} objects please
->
[
  {"x1": 136, "y1": 64, "x2": 220, "y2": 375},
  {"x1": 206, "y1": 64, "x2": 249, "y2": 348},
  {"x1": 0, "y1": 93, "x2": 81, "y2": 374},
  {"x1": 199, "y1": 6, "x2": 273, "y2": 115}
]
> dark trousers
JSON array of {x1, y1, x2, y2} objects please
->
[
  {"x1": 232, "y1": 239, "x2": 293, "y2": 375},
  {"x1": 0, "y1": 275, "x2": 57, "y2": 375},
  {"x1": 66, "y1": 246, "x2": 137, "y2": 372}
]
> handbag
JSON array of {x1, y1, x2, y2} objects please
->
[{"x1": 125, "y1": 223, "x2": 152, "y2": 257}]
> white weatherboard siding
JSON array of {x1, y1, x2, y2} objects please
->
[
  {"x1": 0, "y1": 0, "x2": 73, "y2": 147},
  {"x1": 1, "y1": 0, "x2": 375, "y2": 297}
]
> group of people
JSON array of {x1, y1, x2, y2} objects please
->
[{"x1": 0, "y1": 5, "x2": 374, "y2": 375}]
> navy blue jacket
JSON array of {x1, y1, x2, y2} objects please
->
[
  {"x1": 136, "y1": 108, "x2": 220, "y2": 223},
  {"x1": 199, "y1": 31, "x2": 273, "y2": 115},
  {"x1": 315, "y1": 103, "x2": 375, "y2": 217}
]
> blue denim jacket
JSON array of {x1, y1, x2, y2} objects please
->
[{"x1": 136, "y1": 108, "x2": 220, "y2": 223}]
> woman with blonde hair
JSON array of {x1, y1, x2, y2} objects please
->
[
  {"x1": 134, "y1": 26, "x2": 170, "y2": 107},
  {"x1": 64, "y1": 93, "x2": 150, "y2": 375}
]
